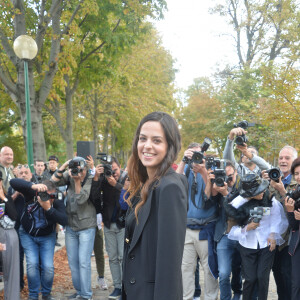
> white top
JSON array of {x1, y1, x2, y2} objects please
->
[{"x1": 228, "y1": 195, "x2": 288, "y2": 249}]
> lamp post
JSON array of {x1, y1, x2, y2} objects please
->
[{"x1": 13, "y1": 35, "x2": 38, "y2": 172}]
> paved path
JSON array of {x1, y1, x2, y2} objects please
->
[{"x1": 1, "y1": 230, "x2": 280, "y2": 299}]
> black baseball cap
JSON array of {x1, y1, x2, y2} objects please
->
[{"x1": 48, "y1": 155, "x2": 59, "y2": 162}]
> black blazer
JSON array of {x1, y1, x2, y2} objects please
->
[{"x1": 122, "y1": 169, "x2": 188, "y2": 300}]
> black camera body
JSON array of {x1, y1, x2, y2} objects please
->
[
  {"x1": 183, "y1": 138, "x2": 212, "y2": 166},
  {"x1": 287, "y1": 185, "x2": 300, "y2": 210},
  {"x1": 38, "y1": 191, "x2": 63, "y2": 202},
  {"x1": 213, "y1": 169, "x2": 227, "y2": 187},
  {"x1": 233, "y1": 120, "x2": 254, "y2": 146},
  {"x1": 97, "y1": 153, "x2": 115, "y2": 177},
  {"x1": 249, "y1": 206, "x2": 270, "y2": 223},
  {"x1": 69, "y1": 157, "x2": 86, "y2": 176},
  {"x1": 266, "y1": 167, "x2": 282, "y2": 183}
]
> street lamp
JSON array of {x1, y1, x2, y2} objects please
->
[{"x1": 13, "y1": 35, "x2": 38, "y2": 172}]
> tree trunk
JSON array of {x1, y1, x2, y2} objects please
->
[
  {"x1": 65, "y1": 92, "x2": 74, "y2": 159},
  {"x1": 102, "y1": 120, "x2": 110, "y2": 153}
]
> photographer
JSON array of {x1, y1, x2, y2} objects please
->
[
  {"x1": 90, "y1": 156, "x2": 127, "y2": 300},
  {"x1": 225, "y1": 174, "x2": 288, "y2": 300},
  {"x1": 10, "y1": 178, "x2": 67, "y2": 300},
  {"x1": 212, "y1": 163, "x2": 243, "y2": 300},
  {"x1": 284, "y1": 157, "x2": 300, "y2": 300},
  {"x1": 51, "y1": 157, "x2": 96, "y2": 300},
  {"x1": 262, "y1": 145, "x2": 298, "y2": 300},
  {"x1": 224, "y1": 127, "x2": 271, "y2": 176},
  {"x1": 177, "y1": 142, "x2": 219, "y2": 300}
]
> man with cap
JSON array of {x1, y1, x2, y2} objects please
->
[
  {"x1": 44, "y1": 156, "x2": 59, "y2": 180},
  {"x1": 224, "y1": 174, "x2": 288, "y2": 300}
]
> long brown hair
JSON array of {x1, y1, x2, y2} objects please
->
[{"x1": 126, "y1": 111, "x2": 181, "y2": 219}]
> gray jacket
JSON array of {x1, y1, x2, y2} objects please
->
[
  {"x1": 0, "y1": 164, "x2": 15, "y2": 192},
  {"x1": 52, "y1": 171, "x2": 96, "y2": 231},
  {"x1": 223, "y1": 138, "x2": 271, "y2": 176}
]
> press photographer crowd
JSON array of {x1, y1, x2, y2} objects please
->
[{"x1": 0, "y1": 114, "x2": 300, "y2": 300}]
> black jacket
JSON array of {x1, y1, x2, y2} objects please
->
[
  {"x1": 122, "y1": 169, "x2": 188, "y2": 300},
  {"x1": 90, "y1": 172, "x2": 127, "y2": 229},
  {"x1": 10, "y1": 178, "x2": 68, "y2": 236},
  {"x1": 287, "y1": 211, "x2": 300, "y2": 256}
]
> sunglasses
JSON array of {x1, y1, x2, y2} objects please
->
[{"x1": 17, "y1": 164, "x2": 29, "y2": 169}]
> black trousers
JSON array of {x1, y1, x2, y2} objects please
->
[
  {"x1": 239, "y1": 244, "x2": 275, "y2": 300},
  {"x1": 291, "y1": 245, "x2": 300, "y2": 300},
  {"x1": 272, "y1": 245, "x2": 292, "y2": 300}
]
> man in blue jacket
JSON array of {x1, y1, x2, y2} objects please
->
[
  {"x1": 10, "y1": 178, "x2": 68, "y2": 300},
  {"x1": 177, "y1": 142, "x2": 219, "y2": 300}
]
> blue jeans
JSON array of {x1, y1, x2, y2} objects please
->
[
  {"x1": 217, "y1": 235, "x2": 241, "y2": 300},
  {"x1": 65, "y1": 226, "x2": 96, "y2": 299},
  {"x1": 19, "y1": 226, "x2": 56, "y2": 299}
]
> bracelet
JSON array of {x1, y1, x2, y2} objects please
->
[{"x1": 57, "y1": 169, "x2": 64, "y2": 174}]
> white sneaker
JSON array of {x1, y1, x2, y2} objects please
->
[
  {"x1": 193, "y1": 297, "x2": 200, "y2": 300},
  {"x1": 98, "y1": 277, "x2": 108, "y2": 290}
]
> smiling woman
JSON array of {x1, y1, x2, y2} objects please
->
[{"x1": 122, "y1": 111, "x2": 188, "y2": 300}]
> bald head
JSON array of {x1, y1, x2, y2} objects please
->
[{"x1": 0, "y1": 147, "x2": 14, "y2": 167}]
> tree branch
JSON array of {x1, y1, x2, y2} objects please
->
[
  {"x1": 61, "y1": 0, "x2": 84, "y2": 35},
  {"x1": 0, "y1": 64, "x2": 17, "y2": 96}
]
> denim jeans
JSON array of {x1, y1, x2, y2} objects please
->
[
  {"x1": 19, "y1": 226, "x2": 56, "y2": 299},
  {"x1": 217, "y1": 235, "x2": 241, "y2": 300},
  {"x1": 65, "y1": 226, "x2": 96, "y2": 299},
  {"x1": 104, "y1": 223, "x2": 125, "y2": 289}
]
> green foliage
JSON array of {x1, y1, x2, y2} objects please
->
[{"x1": 72, "y1": 26, "x2": 177, "y2": 164}]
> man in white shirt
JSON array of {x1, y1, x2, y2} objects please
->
[{"x1": 225, "y1": 174, "x2": 288, "y2": 300}]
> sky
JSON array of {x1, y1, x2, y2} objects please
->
[{"x1": 152, "y1": 0, "x2": 237, "y2": 90}]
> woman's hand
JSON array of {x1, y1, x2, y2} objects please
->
[{"x1": 284, "y1": 196, "x2": 295, "y2": 212}]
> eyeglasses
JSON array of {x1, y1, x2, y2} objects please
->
[{"x1": 17, "y1": 164, "x2": 29, "y2": 169}]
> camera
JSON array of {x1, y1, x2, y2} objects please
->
[
  {"x1": 233, "y1": 120, "x2": 255, "y2": 145},
  {"x1": 69, "y1": 157, "x2": 86, "y2": 176},
  {"x1": 249, "y1": 206, "x2": 271, "y2": 223},
  {"x1": 97, "y1": 153, "x2": 115, "y2": 177},
  {"x1": 206, "y1": 157, "x2": 221, "y2": 170},
  {"x1": 287, "y1": 185, "x2": 300, "y2": 210},
  {"x1": 183, "y1": 138, "x2": 212, "y2": 165},
  {"x1": 213, "y1": 169, "x2": 227, "y2": 187},
  {"x1": 266, "y1": 167, "x2": 282, "y2": 183},
  {"x1": 38, "y1": 191, "x2": 63, "y2": 202}
]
